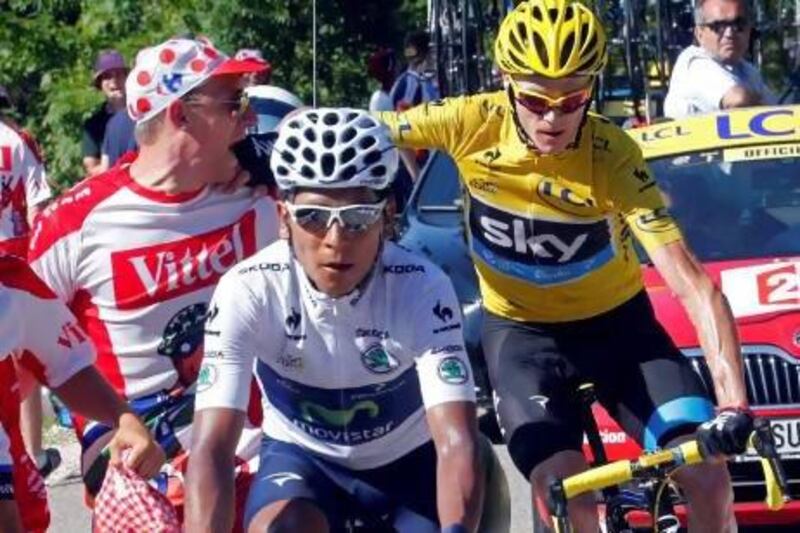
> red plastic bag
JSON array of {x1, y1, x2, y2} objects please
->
[{"x1": 92, "y1": 462, "x2": 180, "y2": 533}]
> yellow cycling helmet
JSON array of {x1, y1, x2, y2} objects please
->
[{"x1": 494, "y1": 0, "x2": 608, "y2": 78}]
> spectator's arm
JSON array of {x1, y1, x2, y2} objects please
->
[
  {"x1": 83, "y1": 156, "x2": 103, "y2": 175},
  {"x1": 721, "y1": 84, "x2": 763, "y2": 109},
  {"x1": 0, "y1": 501, "x2": 23, "y2": 533}
]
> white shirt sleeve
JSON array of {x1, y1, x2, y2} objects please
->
[
  {"x1": 17, "y1": 137, "x2": 51, "y2": 209},
  {"x1": 194, "y1": 270, "x2": 262, "y2": 412},
  {"x1": 412, "y1": 273, "x2": 476, "y2": 409},
  {"x1": 684, "y1": 54, "x2": 738, "y2": 110},
  {"x1": 18, "y1": 283, "x2": 95, "y2": 388}
]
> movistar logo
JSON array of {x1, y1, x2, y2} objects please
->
[{"x1": 300, "y1": 400, "x2": 379, "y2": 427}]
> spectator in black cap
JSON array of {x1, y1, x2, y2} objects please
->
[{"x1": 82, "y1": 50, "x2": 127, "y2": 175}]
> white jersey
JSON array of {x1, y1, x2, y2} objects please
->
[
  {"x1": 196, "y1": 240, "x2": 476, "y2": 469},
  {"x1": 0, "y1": 254, "x2": 94, "y2": 508},
  {"x1": 0, "y1": 121, "x2": 51, "y2": 257},
  {"x1": 664, "y1": 45, "x2": 777, "y2": 118},
  {"x1": 28, "y1": 159, "x2": 279, "y2": 400}
]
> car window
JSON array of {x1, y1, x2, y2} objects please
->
[
  {"x1": 642, "y1": 150, "x2": 800, "y2": 262},
  {"x1": 410, "y1": 151, "x2": 464, "y2": 226}
]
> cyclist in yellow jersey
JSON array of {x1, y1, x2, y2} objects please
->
[{"x1": 378, "y1": 1, "x2": 752, "y2": 531}]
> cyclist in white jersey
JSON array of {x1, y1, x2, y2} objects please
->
[{"x1": 186, "y1": 109, "x2": 484, "y2": 533}]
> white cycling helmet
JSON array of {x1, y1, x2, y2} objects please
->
[
  {"x1": 245, "y1": 85, "x2": 303, "y2": 134},
  {"x1": 271, "y1": 107, "x2": 398, "y2": 191}
]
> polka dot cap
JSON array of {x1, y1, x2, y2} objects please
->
[{"x1": 125, "y1": 37, "x2": 266, "y2": 124}]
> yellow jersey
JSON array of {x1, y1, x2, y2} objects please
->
[{"x1": 378, "y1": 91, "x2": 683, "y2": 322}]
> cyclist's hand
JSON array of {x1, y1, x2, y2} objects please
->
[
  {"x1": 697, "y1": 407, "x2": 754, "y2": 457},
  {"x1": 108, "y1": 413, "x2": 165, "y2": 479}
]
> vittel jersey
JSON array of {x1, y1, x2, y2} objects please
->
[
  {"x1": 0, "y1": 255, "x2": 95, "y2": 531},
  {"x1": 196, "y1": 240, "x2": 476, "y2": 470},
  {"x1": 0, "y1": 121, "x2": 51, "y2": 257},
  {"x1": 28, "y1": 160, "x2": 279, "y2": 400}
]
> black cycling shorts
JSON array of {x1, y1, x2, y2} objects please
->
[{"x1": 482, "y1": 291, "x2": 715, "y2": 478}]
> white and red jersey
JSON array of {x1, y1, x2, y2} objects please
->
[
  {"x1": 28, "y1": 158, "x2": 279, "y2": 400},
  {"x1": 0, "y1": 121, "x2": 51, "y2": 257},
  {"x1": 0, "y1": 254, "x2": 95, "y2": 532}
]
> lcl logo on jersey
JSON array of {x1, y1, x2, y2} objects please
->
[
  {"x1": 536, "y1": 178, "x2": 597, "y2": 217},
  {"x1": 469, "y1": 197, "x2": 614, "y2": 285},
  {"x1": 111, "y1": 211, "x2": 257, "y2": 309}
]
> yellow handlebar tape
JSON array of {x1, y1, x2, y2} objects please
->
[{"x1": 562, "y1": 460, "x2": 633, "y2": 499}]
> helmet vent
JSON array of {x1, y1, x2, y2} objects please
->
[
  {"x1": 341, "y1": 127, "x2": 357, "y2": 143},
  {"x1": 548, "y1": 8, "x2": 559, "y2": 23},
  {"x1": 564, "y1": 5, "x2": 575, "y2": 21},
  {"x1": 364, "y1": 150, "x2": 381, "y2": 165},
  {"x1": 276, "y1": 165, "x2": 289, "y2": 177},
  {"x1": 359, "y1": 135, "x2": 377, "y2": 150},
  {"x1": 302, "y1": 147, "x2": 316, "y2": 163},
  {"x1": 580, "y1": 24, "x2": 589, "y2": 45},
  {"x1": 307, "y1": 112, "x2": 319, "y2": 123},
  {"x1": 323, "y1": 112, "x2": 339, "y2": 126},
  {"x1": 303, "y1": 128, "x2": 316, "y2": 143},
  {"x1": 532, "y1": 33, "x2": 549, "y2": 69},
  {"x1": 560, "y1": 33, "x2": 575, "y2": 67},
  {"x1": 340, "y1": 165, "x2": 357, "y2": 181},
  {"x1": 370, "y1": 165, "x2": 387, "y2": 177},
  {"x1": 287, "y1": 136, "x2": 300, "y2": 149},
  {"x1": 301, "y1": 165, "x2": 315, "y2": 179},
  {"x1": 321, "y1": 154, "x2": 335, "y2": 177},
  {"x1": 356, "y1": 117, "x2": 374, "y2": 129},
  {"x1": 322, "y1": 130, "x2": 336, "y2": 149},
  {"x1": 532, "y1": 5, "x2": 543, "y2": 21},
  {"x1": 340, "y1": 147, "x2": 356, "y2": 165},
  {"x1": 282, "y1": 151, "x2": 296, "y2": 164}
]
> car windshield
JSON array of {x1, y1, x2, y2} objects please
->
[
  {"x1": 648, "y1": 150, "x2": 800, "y2": 262},
  {"x1": 409, "y1": 151, "x2": 464, "y2": 226}
]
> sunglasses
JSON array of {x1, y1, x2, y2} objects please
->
[
  {"x1": 701, "y1": 17, "x2": 749, "y2": 35},
  {"x1": 184, "y1": 92, "x2": 250, "y2": 115},
  {"x1": 285, "y1": 201, "x2": 387, "y2": 234},
  {"x1": 508, "y1": 79, "x2": 592, "y2": 115}
]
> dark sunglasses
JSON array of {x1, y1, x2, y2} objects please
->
[
  {"x1": 509, "y1": 79, "x2": 592, "y2": 116},
  {"x1": 285, "y1": 201, "x2": 386, "y2": 234},
  {"x1": 701, "y1": 17, "x2": 749, "y2": 35}
]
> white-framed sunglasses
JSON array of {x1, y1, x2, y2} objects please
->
[{"x1": 285, "y1": 200, "x2": 387, "y2": 234}]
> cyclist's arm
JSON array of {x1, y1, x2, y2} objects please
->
[
  {"x1": 185, "y1": 272, "x2": 260, "y2": 533},
  {"x1": 606, "y1": 136, "x2": 747, "y2": 408},
  {"x1": 375, "y1": 97, "x2": 465, "y2": 153},
  {"x1": 649, "y1": 242, "x2": 747, "y2": 408},
  {"x1": 414, "y1": 274, "x2": 482, "y2": 531},
  {"x1": 426, "y1": 401, "x2": 483, "y2": 532}
]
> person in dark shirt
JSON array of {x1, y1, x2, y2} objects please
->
[
  {"x1": 82, "y1": 50, "x2": 127, "y2": 176},
  {"x1": 101, "y1": 109, "x2": 137, "y2": 168}
]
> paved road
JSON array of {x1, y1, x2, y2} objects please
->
[{"x1": 47, "y1": 442, "x2": 533, "y2": 532}]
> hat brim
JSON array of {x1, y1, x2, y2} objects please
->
[{"x1": 213, "y1": 58, "x2": 269, "y2": 76}]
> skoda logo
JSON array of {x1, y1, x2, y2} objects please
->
[{"x1": 361, "y1": 344, "x2": 399, "y2": 374}]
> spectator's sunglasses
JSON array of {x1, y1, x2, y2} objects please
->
[
  {"x1": 183, "y1": 91, "x2": 250, "y2": 116},
  {"x1": 701, "y1": 17, "x2": 749, "y2": 35},
  {"x1": 508, "y1": 78, "x2": 592, "y2": 115},
  {"x1": 285, "y1": 201, "x2": 387, "y2": 234}
]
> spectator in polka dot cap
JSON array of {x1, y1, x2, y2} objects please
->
[{"x1": 27, "y1": 36, "x2": 279, "y2": 529}]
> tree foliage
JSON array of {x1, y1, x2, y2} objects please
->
[{"x1": 0, "y1": 0, "x2": 427, "y2": 188}]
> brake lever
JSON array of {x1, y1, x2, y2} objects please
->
[{"x1": 751, "y1": 418, "x2": 791, "y2": 509}]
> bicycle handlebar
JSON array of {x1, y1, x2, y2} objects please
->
[{"x1": 549, "y1": 418, "x2": 791, "y2": 532}]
